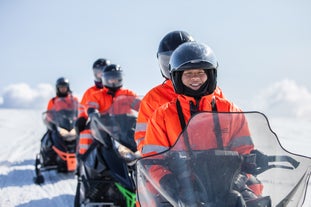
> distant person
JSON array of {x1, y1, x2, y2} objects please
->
[
  {"x1": 46, "y1": 77, "x2": 78, "y2": 110},
  {"x1": 41, "y1": 77, "x2": 79, "y2": 165},
  {"x1": 75, "y1": 58, "x2": 110, "y2": 155},
  {"x1": 45, "y1": 77, "x2": 79, "y2": 125},
  {"x1": 134, "y1": 30, "x2": 225, "y2": 152}
]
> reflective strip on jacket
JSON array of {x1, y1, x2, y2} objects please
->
[{"x1": 78, "y1": 129, "x2": 93, "y2": 155}]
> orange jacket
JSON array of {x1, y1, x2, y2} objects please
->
[
  {"x1": 47, "y1": 94, "x2": 79, "y2": 111},
  {"x1": 86, "y1": 88, "x2": 141, "y2": 114},
  {"x1": 135, "y1": 79, "x2": 225, "y2": 151},
  {"x1": 45, "y1": 95, "x2": 79, "y2": 128},
  {"x1": 78, "y1": 87, "x2": 140, "y2": 154},
  {"x1": 141, "y1": 93, "x2": 254, "y2": 189},
  {"x1": 78, "y1": 85, "x2": 102, "y2": 117},
  {"x1": 77, "y1": 85, "x2": 102, "y2": 155},
  {"x1": 142, "y1": 93, "x2": 253, "y2": 156},
  {"x1": 140, "y1": 92, "x2": 263, "y2": 199}
]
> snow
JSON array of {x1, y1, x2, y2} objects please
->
[{"x1": 0, "y1": 109, "x2": 310, "y2": 206}]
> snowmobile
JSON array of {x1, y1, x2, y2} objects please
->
[
  {"x1": 34, "y1": 97, "x2": 79, "y2": 184},
  {"x1": 136, "y1": 111, "x2": 311, "y2": 207},
  {"x1": 74, "y1": 95, "x2": 140, "y2": 207}
]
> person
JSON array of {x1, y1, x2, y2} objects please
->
[
  {"x1": 41, "y1": 77, "x2": 79, "y2": 165},
  {"x1": 74, "y1": 64, "x2": 141, "y2": 206},
  {"x1": 75, "y1": 58, "x2": 110, "y2": 155},
  {"x1": 45, "y1": 77, "x2": 79, "y2": 128},
  {"x1": 134, "y1": 30, "x2": 225, "y2": 152},
  {"x1": 46, "y1": 77, "x2": 78, "y2": 110},
  {"x1": 140, "y1": 42, "x2": 262, "y2": 204}
]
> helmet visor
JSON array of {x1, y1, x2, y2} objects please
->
[
  {"x1": 93, "y1": 68, "x2": 103, "y2": 81},
  {"x1": 103, "y1": 70, "x2": 123, "y2": 88},
  {"x1": 157, "y1": 51, "x2": 172, "y2": 79}
]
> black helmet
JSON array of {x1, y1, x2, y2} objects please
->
[
  {"x1": 169, "y1": 42, "x2": 218, "y2": 97},
  {"x1": 102, "y1": 64, "x2": 123, "y2": 90},
  {"x1": 157, "y1": 31, "x2": 194, "y2": 79},
  {"x1": 56, "y1": 77, "x2": 71, "y2": 97},
  {"x1": 92, "y1": 58, "x2": 111, "y2": 82}
]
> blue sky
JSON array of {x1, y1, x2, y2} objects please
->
[{"x1": 1, "y1": 0, "x2": 311, "y2": 119}]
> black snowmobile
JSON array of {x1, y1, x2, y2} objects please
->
[
  {"x1": 34, "y1": 97, "x2": 79, "y2": 184},
  {"x1": 136, "y1": 112, "x2": 311, "y2": 207},
  {"x1": 74, "y1": 95, "x2": 140, "y2": 207}
]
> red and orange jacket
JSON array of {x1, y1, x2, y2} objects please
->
[
  {"x1": 86, "y1": 88, "x2": 141, "y2": 114},
  {"x1": 77, "y1": 85, "x2": 103, "y2": 155},
  {"x1": 141, "y1": 93, "x2": 254, "y2": 190},
  {"x1": 77, "y1": 88, "x2": 141, "y2": 155},
  {"x1": 78, "y1": 85, "x2": 102, "y2": 117},
  {"x1": 47, "y1": 94, "x2": 79, "y2": 111},
  {"x1": 135, "y1": 79, "x2": 225, "y2": 151}
]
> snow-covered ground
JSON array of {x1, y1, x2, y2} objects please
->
[{"x1": 0, "y1": 109, "x2": 310, "y2": 207}]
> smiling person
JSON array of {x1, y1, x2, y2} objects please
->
[{"x1": 141, "y1": 41, "x2": 262, "y2": 205}]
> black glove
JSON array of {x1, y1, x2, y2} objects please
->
[
  {"x1": 159, "y1": 173, "x2": 179, "y2": 199},
  {"x1": 233, "y1": 173, "x2": 248, "y2": 192},
  {"x1": 75, "y1": 117, "x2": 87, "y2": 133},
  {"x1": 233, "y1": 173, "x2": 257, "y2": 201}
]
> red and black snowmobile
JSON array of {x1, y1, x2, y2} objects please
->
[
  {"x1": 34, "y1": 96, "x2": 79, "y2": 184},
  {"x1": 74, "y1": 95, "x2": 140, "y2": 207}
]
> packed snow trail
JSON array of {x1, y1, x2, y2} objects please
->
[{"x1": 0, "y1": 109, "x2": 76, "y2": 207}]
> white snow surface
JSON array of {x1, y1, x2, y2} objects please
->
[{"x1": 0, "y1": 109, "x2": 310, "y2": 207}]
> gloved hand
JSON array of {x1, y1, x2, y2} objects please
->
[
  {"x1": 75, "y1": 117, "x2": 87, "y2": 133},
  {"x1": 233, "y1": 173, "x2": 257, "y2": 201},
  {"x1": 159, "y1": 173, "x2": 179, "y2": 199},
  {"x1": 233, "y1": 173, "x2": 248, "y2": 192}
]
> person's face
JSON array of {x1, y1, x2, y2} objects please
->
[
  {"x1": 181, "y1": 69, "x2": 207, "y2": 91},
  {"x1": 58, "y1": 85, "x2": 68, "y2": 93}
]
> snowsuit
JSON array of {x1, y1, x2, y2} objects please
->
[{"x1": 141, "y1": 93, "x2": 262, "y2": 204}]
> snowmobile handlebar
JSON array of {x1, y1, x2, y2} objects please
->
[{"x1": 244, "y1": 149, "x2": 300, "y2": 175}]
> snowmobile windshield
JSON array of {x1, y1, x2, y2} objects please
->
[
  {"x1": 136, "y1": 112, "x2": 311, "y2": 207},
  {"x1": 42, "y1": 97, "x2": 79, "y2": 131},
  {"x1": 90, "y1": 95, "x2": 139, "y2": 152}
]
